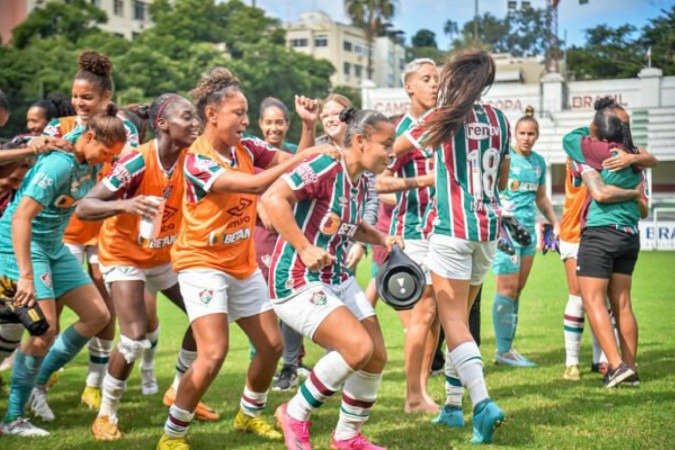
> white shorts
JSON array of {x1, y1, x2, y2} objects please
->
[
  {"x1": 426, "y1": 234, "x2": 497, "y2": 286},
  {"x1": 559, "y1": 240, "x2": 579, "y2": 261},
  {"x1": 272, "y1": 277, "x2": 375, "y2": 340},
  {"x1": 403, "y1": 239, "x2": 432, "y2": 285},
  {"x1": 100, "y1": 263, "x2": 177, "y2": 296},
  {"x1": 64, "y1": 243, "x2": 98, "y2": 265},
  {"x1": 178, "y1": 269, "x2": 273, "y2": 323}
]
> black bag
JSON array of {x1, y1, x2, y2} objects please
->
[{"x1": 0, "y1": 276, "x2": 49, "y2": 336}]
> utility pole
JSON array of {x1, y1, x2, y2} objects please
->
[{"x1": 474, "y1": 0, "x2": 480, "y2": 41}]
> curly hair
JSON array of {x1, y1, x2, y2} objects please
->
[
  {"x1": 75, "y1": 51, "x2": 113, "y2": 93},
  {"x1": 190, "y1": 67, "x2": 241, "y2": 122}
]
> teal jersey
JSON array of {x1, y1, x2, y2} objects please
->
[
  {"x1": 389, "y1": 112, "x2": 434, "y2": 240},
  {"x1": 44, "y1": 115, "x2": 139, "y2": 149},
  {"x1": 501, "y1": 150, "x2": 546, "y2": 231},
  {"x1": 0, "y1": 127, "x2": 98, "y2": 252}
]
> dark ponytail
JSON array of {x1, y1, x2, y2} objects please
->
[
  {"x1": 593, "y1": 96, "x2": 635, "y2": 151},
  {"x1": 340, "y1": 107, "x2": 389, "y2": 147},
  {"x1": 424, "y1": 49, "x2": 495, "y2": 149},
  {"x1": 32, "y1": 94, "x2": 75, "y2": 121}
]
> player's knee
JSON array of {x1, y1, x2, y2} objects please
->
[
  {"x1": 343, "y1": 336, "x2": 374, "y2": 370},
  {"x1": 117, "y1": 334, "x2": 151, "y2": 364}
]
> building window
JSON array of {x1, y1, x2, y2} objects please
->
[
  {"x1": 291, "y1": 38, "x2": 308, "y2": 48},
  {"x1": 399, "y1": 58, "x2": 405, "y2": 70},
  {"x1": 114, "y1": 0, "x2": 124, "y2": 16},
  {"x1": 314, "y1": 35, "x2": 328, "y2": 47},
  {"x1": 343, "y1": 62, "x2": 351, "y2": 76},
  {"x1": 90, "y1": 0, "x2": 101, "y2": 7},
  {"x1": 133, "y1": 0, "x2": 146, "y2": 21},
  {"x1": 354, "y1": 64, "x2": 362, "y2": 78},
  {"x1": 343, "y1": 41, "x2": 352, "y2": 52},
  {"x1": 387, "y1": 73, "x2": 394, "y2": 87}
]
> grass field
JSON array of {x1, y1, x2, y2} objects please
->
[{"x1": 1, "y1": 251, "x2": 674, "y2": 449}]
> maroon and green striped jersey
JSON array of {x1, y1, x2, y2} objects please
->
[
  {"x1": 269, "y1": 154, "x2": 369, "y2": 300},
  {"x1": 389, "y1": 112, "x2": 435, "y2": 240},
  {"x1": 407, "y1": 104, "x2": 511, "y2": 242}
]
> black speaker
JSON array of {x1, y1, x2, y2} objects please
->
[{"x1": 376, "y1": 245, "x2": 425, "y2": 311}]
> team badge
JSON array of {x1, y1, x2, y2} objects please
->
[
  {"x1": 285, "y1": 279, "x2": 294, "y2": 290},
  {"x1": 261, "y1": 254, "x2": 272, "y2": 268},
  {"x1": 319, "y1": 212, "x2": 341, "y2": 235},
  {"x1": 309, "y1": 291, "x2": 327, "y2": 306},
  {"x1": 199, "y1": 289, "x2": 214, "y2": 305},
  {"x1": 39, "y1": 272, "x2": 52, "y2": 290},
  {"x1": 162, "y1": 184, "x2": 174, "y2": 199}
]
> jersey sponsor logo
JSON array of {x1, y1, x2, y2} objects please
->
[
  {"x1": 162, "y1": 204, "x2": 178, "y2": 223},
  {"x1": 32, "y1": 173, "x2": 54, "y2": 189},
  {"x1": 226, "y1": 215, "x2": 251, "y2": 230},
  {"x1": 296, "y1": 162, "x2": 319, "y2": 185},
  {"x1": 227, "y1": 198, "x2": 253, "y2": 217},
  {"x1": 195, "y1": 156, "x2": 221, "y2": 172},
  {"x1": 509, "y1": 179, "x2": 538, "y2": 192},
  {"x1": 138, "y1": 233, "x2": 178, "y2": 249},
  {"x1": 111, "y1": 163, "x2": 133, "y2": 187},
  {"x1": 198, "y1": 289, "x2": 214, "y2": 305},
  {"x1": 54, "y1": 194, "x2": 77, "y2": 208},
  {"x1": 309, "y1": 290, "x2": 327, "y2": 306},
  {"x1": 319, "y1": 212, "x2": 341, "y2": 235},
  {"x1": 39, "y1": 272, "x2": 52, "y2": 290},
  {"x1": 466, "y1": 122, "x2": 500, "y2": 140},
  {"x1": 207, "y1": 227, "x2": 251, "y2": 246}
]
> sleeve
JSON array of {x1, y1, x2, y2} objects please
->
[
  {"x1": 101, "y1": 151, "x2": 146, "y2": 197},
  {"x1": 184, "y1": 153, "x2": 226, "y2": 194},
  {"x1": 22, "y1": 155, "x2": 71, "y2": 208},
  {"x1": 123, "y1": 120, "x2": 140, "y2": 149},
  {"x1": 538, "y1": 156, "x2": 547, "y2": 186},
  {"x1": 42, "y1": 118, "x2": 62, "y2": 138},
  {"x1": 501, "y1": 116, "x2": 511, "y2": 159},
  {"x1": 403, "y1": 108, "x2": 435, "y2": 151},
  {"x1": 562, "y1": 127, "x2": 590, "y2": 163},
  {"x1": 282, "y1": 155, "x2": 336, "y2": 202},
  {"x1": 362, "y1": 172, "x2": 380, "y2": 226},
  {"x1": 241, "y1": 134, "x2": 278, "y2": 169}
]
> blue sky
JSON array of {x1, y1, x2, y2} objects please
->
[{"x1": 245, "y1": 0, "x2": 671, "y2": 49}]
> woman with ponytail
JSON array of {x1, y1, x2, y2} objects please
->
[
  {"x1": 0, "y1": 106, "x2": 126, "y2": 437},
  {"x1": 31, "y1": 51, "x2": 141, "y2": 420},
  {"x1": 263, "y1": 107, "x2": 402, "y2": 450},
  {"x1": 564, "y1": 97, "x2": 656, "y2": 388},
  {"x1": 394, "y1": 49, "x2": 509, "y2": 444}
]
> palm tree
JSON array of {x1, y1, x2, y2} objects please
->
[
  {"x1": 344, "y1": 0, "x2": 396, "y2": 80},
  {"x1": 443, "y1": 19, "x2": 459, "y2": 42}
]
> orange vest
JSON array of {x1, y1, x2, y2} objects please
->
[
  {"x1": 171, "y1": 136, "x2": 259, "y2": 279},
  {"x1": 98, "y1": 141, "x2": 186, "y2": 269},
  {"x1": 560, "y1": 158, "x2": 588, "y2": 243}
]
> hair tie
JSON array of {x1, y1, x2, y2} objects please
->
[{"x1": 154, "y1": 94, "x2": 181, "y2": 130}]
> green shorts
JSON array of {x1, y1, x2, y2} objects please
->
[
  {"x1": 0, "y1": 243, "x2": 92, "y2": 300},
  {"x1": 492, "y1": 241, "x2": 537, "y2": 275}
]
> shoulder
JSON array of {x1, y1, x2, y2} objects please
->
[{"x1": 283, "y1": 142, "x2": 298, "y2": 154}]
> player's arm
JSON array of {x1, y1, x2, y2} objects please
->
[
  {"x1": 602, "y1": 146, "x2": 659, "y2": 172},
  {"x1": 76, "y1": 183, "x2": 159, "y2": 221},
  {"x1": 375, "y1": 168, "x2": 434, "y2": 194},
  {"x1": 581, "y1": 168, "x2": 641, "y2": 203},
  {"x1": 497, "y1": 156, "x2": 511, "y2": 192},
  {"x1": 0, "y1": 137, "x2": 72, "y2": 166},
  {"x1": 535, "y1": 184, "x2": 560, "y2": 235},
  {"x1": 211, "y1": 145, "x2": 339, "y2": 195},
  {"x1": 294, "y1": 95, "x2": 319, "y2": 152},
  {"x1": 11, "y1": 197, "x2": 43, "y2": 306},
  {"x1": 353, "y1": 221, "x2": 403, "y2": 251},
  {"x1": 261, "y1": 178, "x2": 335, "y2": 271}
]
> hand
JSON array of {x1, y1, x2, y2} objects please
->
[
  {"x1": 602, "y1": 148, "x2": 634, "y2": 172},
  {"x1": 635, "y1": 182, "x2": 645, "y2": 202},
  {"x1": 257, "y1": 201, "x2": 274, "y2": 231},
  {"x1": 299, "y1": 245, "x2": 335, "y2": 272},
  {"x1": 295, "y1": 95, "x2": 319, "y2": 123},
  {"x1": 123, "y1": 196, "x2": 161, "y2": 220},
  {"x1": 384, "y1": 235, "x2": 404, "y2": 253},
  {"x1": 553, "y1": 223, "x2": 561, "y2": 240},
  {"x1": 304, "y1": 144, "x2": 341, "y2": 162},
  {"x1": 28, "y1": 136, "x2": 73, "y2": 155},
  {"x1": 15, "y1": 276, "x2": 36, "y2": 308},
  {"x1": 346, "y1": 243, "x2": 366, "y2": 271}
]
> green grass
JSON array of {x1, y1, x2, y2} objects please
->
[{"x1": 1, "y1": 252, "x2": 674, "y2": 449}]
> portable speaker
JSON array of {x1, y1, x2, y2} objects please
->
[{"x1": 376, "y1": 245, "x2": 425, "y2": 311}]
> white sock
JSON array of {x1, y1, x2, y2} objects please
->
[
  {"x1": 164, "y1": 404, "x2": 194, "y2": 439},
  {"x1": 98, "y1": 374, "x2": 126, "y2": 422},
  {"x1": 86, "y1": 338, "x2": 114, "y2": 388},
  {"x1": 287, "y1": 351, "x2": 353, "y2": 422},
  {"x1": 171, "y1": 349, "x2": 197, "y2": 391},
  {"x1": 141, "y1": 326, "x2": 160, "y2": 371},
  {"x1": 444, "y1": 356, "x2": 464, "y2": 408},
  {"x1": 240, "y1": 386, "x2": 268, "y2": 418},
  {"x1": 335, "y1": 370, "x2": 382, "y2": 441},
  {"x1": 448, "y1": 341, "x2": 488, "y2": 409},
  {"x1": 563, "y1": 295, "x2": 584, "y2": 366}
]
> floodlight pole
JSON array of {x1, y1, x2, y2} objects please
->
[{"x1": 474, "y1": 0, "x2": 479, "y2": 41}]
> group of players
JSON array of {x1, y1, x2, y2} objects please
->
[{"x1": 0, "y1": 47, "x2": 653, "y2": 449}]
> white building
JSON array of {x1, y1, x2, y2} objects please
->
[{"x1": 283, "y1": 11, "x2": 406, "y2": 89}]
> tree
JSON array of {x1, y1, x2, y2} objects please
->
[
  {"x1": 11, "y1": 0, "x2": 107, "y2": 49},
  {"x1": 443, "y1": 20, "x2": 459, "y2": 43},
  {"x1": 638, "y1": 5, "x2": 675, "y2": 75},
  {"x1": 411, "y1": 29, "x2": 437, "y2": 49},
  {"x1": 344, "y1": 0, "x2": 396, "y2": 80}
]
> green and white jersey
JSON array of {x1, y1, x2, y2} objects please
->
[{"x1": 501, "y1": 150, "x2": 546, "y2": 232}]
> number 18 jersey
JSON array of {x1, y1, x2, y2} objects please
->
[{"x1": 406, "y1": 104, "x2": 510, "y2": 242}]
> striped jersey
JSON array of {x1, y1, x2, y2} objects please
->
[
  {"x1": 0, "y1": 127, "x2": 98, "y2": 253},
  {"x1": 97, "y1": 140, "x2": 187, "y2": 269},
  {"x1": 389, "y1": 112, "x2": 434, "y2": 240},
  {"x1": 269, "y1": 154, "x2": 369, "y2": 300},
  {"x1": 43, "y1": 115, "x2": 139, "y2": 246},
  {"x1": 501, "y1": 150, "x2": 546, "y2": 232},
  {"x1": 170, "y1": 134, "x2": 277, "y2": 279},
  {"x1": 406, "y1": 104, "x2": 511, "y2": 242}
]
